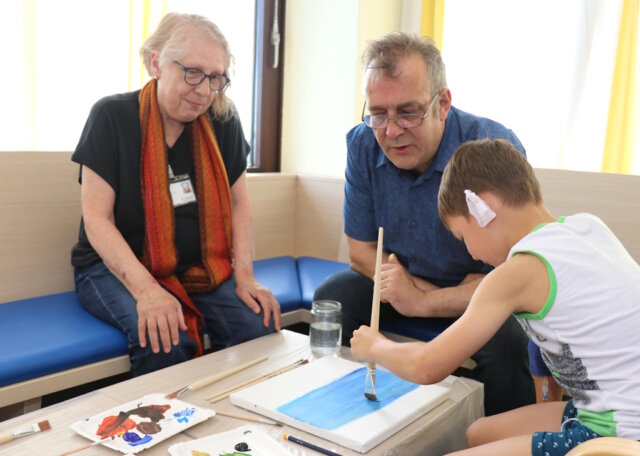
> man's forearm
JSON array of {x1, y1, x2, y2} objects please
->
[{"x1": 409, "y1": 277, "x2": 482, "y2": 317}]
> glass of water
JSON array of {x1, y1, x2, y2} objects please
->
[{"x1": 310, "y1": 300, "x2": 342, "y2": 357}]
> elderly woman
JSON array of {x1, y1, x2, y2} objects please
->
[{"x1": 71, "y1": 13, "x2": 280, "y2": 376}]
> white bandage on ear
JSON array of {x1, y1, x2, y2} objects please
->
[{"x1": 464, "y1": 189, "x2": 496, "y2": 228}]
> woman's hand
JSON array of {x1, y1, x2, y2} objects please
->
[
  {"x1": 135, "y1": 283, "x2": 188, "y2": 353},
  {"x1": 235, "y1": 275, "x2": 281, "y2": 331},
  {"x1": 229, "y1": 173, "x2": 281, "y2": 331},
  {"x1": 81, "y1": 166, "x2": 188, "y2": 354}
]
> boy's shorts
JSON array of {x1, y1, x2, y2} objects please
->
[{"x1": 531, "y1": 400, "x2": 601, "y2": 456}]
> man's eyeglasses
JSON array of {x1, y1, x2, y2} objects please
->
[
  {"x1": 362, "y1": 90, "x2": 441, "y2": 129},
  {"x1": 173, "y1": 60, "x2": 230, "y2": 93}
]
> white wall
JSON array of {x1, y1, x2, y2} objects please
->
[
  {"x1": 354, "y1": 0, "x2": 405, "y2": 125},
  {"x1": 280, "y1": 0, "x2": 404, "y2": 177}
]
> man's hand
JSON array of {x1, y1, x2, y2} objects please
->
[
  {"x1": 380, "y1": 254, "x2": 486, "y2": 318},
  {"x1": 350, "y1": 325, "x2": 385, "y2": 364},
  {"x1": 236, "y1": 276, "x2": 282, "y2": 331},
  {"x1": 379, "y1": 253, "x2": 424, "y2": 317},
  {"x1": 136, "y1": 283, "x2": 187, "y2": 354}
]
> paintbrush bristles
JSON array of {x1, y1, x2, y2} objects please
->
[
  {"x1": 0, "y1": 420, "x2": 51, "y2": 445},
  {"x1": 365, "y1": 365, "x2": 378, "y2": 401},
  {"x1": 165, "y1": 386, "x2": 189, "y2": 400},
  {"x1": 37, "y1": 420, "x2": 52, "y2": 432}
]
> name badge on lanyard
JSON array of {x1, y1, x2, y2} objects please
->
[{"x1": 168, "y1": 165, "x2": 197, "y2": 207}]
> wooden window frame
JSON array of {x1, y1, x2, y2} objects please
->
[{"x1": 249, "y1": 0, "x2": 285, "y2": 172}]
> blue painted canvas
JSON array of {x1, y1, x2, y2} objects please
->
[
  {"x1": 230, "y1": 355, "x2": 451, "y2": 452},
  {"x1": 276, "y1": 367, "x2": 419, "y2": 430}
]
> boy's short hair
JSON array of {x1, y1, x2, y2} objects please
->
[{"x1": 438, "y1": 139, "x2": 542, "y2": 221}]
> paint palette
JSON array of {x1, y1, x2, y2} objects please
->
[
  {"x1": 168, "y1": 425, "x2": 292, "y2": 455},
  {"x1": 230, "y1": 356, "x2": 450, "y2": 453},
  {"x1": 70, "y1": 393, "x2": 215, "y2": 453}
]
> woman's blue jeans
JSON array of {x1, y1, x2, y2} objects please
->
[{"x1": 74, "y1": 261, "x2": 274, "y2": 377}]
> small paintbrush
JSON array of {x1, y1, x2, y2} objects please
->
[
  {"x1": 365, "y1": 227, "x2": 384, "y2": 401},
  {"x1": 214, "y1": 410, "x2": 283, "y2": 426},
  {"x1": 0, "y1": 420, "x2": 51, "y2": 445},
  {"x1": 207, "y1": 358, "x2": 308, "y2": 403},
  {"x1": 165, "y1": 355, "x2": 268, "y2": 399},
  {"x1": 59, "y1": 436, "x2": 115, "y2": 456}
]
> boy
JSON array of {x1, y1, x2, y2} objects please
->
[{"x1": 350, "y1": 139, "x2": 640, "y2": 455}]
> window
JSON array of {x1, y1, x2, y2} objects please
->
[
  {"x1": 1, "y1": 0, "x2": 283, "y2": 171},
  {"x1": 442, "y1": 0, "x2": 638, "y2": 175},
  {"x1": 252, "y1": 0, "x2": 284, "y2": 171}
]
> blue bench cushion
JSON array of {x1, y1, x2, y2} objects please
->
[
  {"x1": 296, "y1": 256, "x2": 350, "y2": 309},
  {"x1": 253, "y1": 256, "x2": 302, "y2": 313},
  {"x1": 0, "y1": 291, "x2": 128, "y2": 387},
  {"x1": 0, "y1": 257, "x2": 303, "y2": 388},
  {"x1": 0, "y1": 256, "x2": 451, "y2": 390}
]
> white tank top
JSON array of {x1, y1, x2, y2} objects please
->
[{"x1": 510, "y1": 213, "x2": 640, "y2": 439}]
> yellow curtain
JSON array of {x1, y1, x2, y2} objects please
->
[
  {"x1": 601, "y1": 0, "x2": 639, "y2": 174},
  {"x1": 128, "y1": 0, "x2": 168, "y2": 91},
  {"x1": 421, "y1": 0, "x2": 445, "y2": 49}
]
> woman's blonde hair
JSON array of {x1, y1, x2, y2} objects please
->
[{"x1": 140, "y1": 12, "x2": 234, "y2": 118}]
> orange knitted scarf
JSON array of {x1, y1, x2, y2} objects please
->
[{"x1": 139, "y1": 79, "x2": 233, "y2": 356}]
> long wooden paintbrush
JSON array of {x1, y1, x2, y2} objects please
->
[
  {"x1": 0, "y1": 420, "x2": 51, "y2": 445},
  {"x1": 165, "y1": 355, "x2": 268, "y2": 399},
  {"x1": 207, "y1": 358, "x2": 308, "y2": 403},
  {"x1": 214, "y1": 410, "x2": 282, "y2": 426},
  {"x1": 365, "y1": 227, "x2": 383, "y2": 401},
  {"x1": 59, "y1": 436, "x2": 115, "y2": 456}
]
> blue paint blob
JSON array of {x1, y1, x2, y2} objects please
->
[
  {"x1": 122, "y1": 432, "x2": 153, "y2": 446},
  {"x1": 173, "y1": 407, "x2": 196, "y2": 423},
  {"x1": 276, "y1": 367, "x2": 419, "y2": 430}
]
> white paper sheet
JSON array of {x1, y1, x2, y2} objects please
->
[
  {"x1": 70, "y1": 393, "x2": 215, "y2": 453},
  {"x1": 168, "y1": 425, "x2": 292, "y2": 455}
]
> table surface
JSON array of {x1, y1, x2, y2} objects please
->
[{"x1": 0, "y1": 330, "x2": 483, "y2": 456}]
